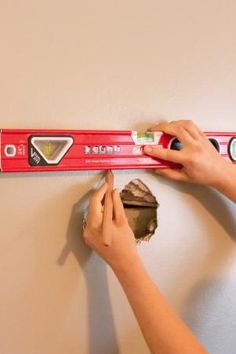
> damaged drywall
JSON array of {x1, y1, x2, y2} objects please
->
[
  {"x1": 83, "y1": 177, "x2": 159, "y2": 243},
  {"x1": 120, "y1": 179, "x2": 159, "y2": 242}
]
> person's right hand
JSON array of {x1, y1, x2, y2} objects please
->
[
  {"x1": 144, "y1": 120, "x2": 233, "y2": 188},
  {"x1": 83, "y1": 178, "x2": 138, "y2": 272}
]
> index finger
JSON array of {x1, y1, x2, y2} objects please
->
[
  {"x1": 150, "y1": 121, "x2": 193, "y2": 144},
  {"x1": 88, "y1": 182, "x2": 108, "y2": 219}
]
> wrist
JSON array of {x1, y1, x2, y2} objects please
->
[
  {"x1": 211, "y1": 161, "x2": 236, "y2": 201},
  {"x1": 210, "y1": 159, "x2": 232, "y2": 188},
  {"x1": 112, "y1": 253, "x2": 143, "y2": 277}
]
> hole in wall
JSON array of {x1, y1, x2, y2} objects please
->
[{"x1": 120, "y1": 179, "x2": 159, "y2": 243}]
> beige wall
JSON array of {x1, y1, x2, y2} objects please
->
[{"x1": 0, "y1": 1, "x2": 236, "y2": 353}]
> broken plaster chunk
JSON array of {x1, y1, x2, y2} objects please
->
[{"x1": 120, "y1": 179, "x2": 159, "y2": 243}]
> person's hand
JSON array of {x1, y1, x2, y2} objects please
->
[
  {"x1": 83, "y1": 179, "x2": 138, "y2": 272},
  {"x1": 144, "y1": 120, "x2": 232, "y2": 188}
]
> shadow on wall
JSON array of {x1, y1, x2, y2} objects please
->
[
  {"x1": 182, "y1": 276, "x2": 236, "y2": 354},
  {"x1": 151, "y1": 173, "x2": 236, "y2": 354},
  {"x1": 58, "y1": 189, "x2": 119, "y2": 354},
  {"x1": 152, "y1": 173, "x2": 236, "y2": 241}
]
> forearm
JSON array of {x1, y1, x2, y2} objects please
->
[
  {"x1": 113, "y1": 258, "x2": 207, "y2": 354},
  {"x1": 212, "y1": 163, "x2": 236, "y2": 202}
]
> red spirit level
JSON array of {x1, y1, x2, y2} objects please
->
[{"x1": 0, "y1": 129, "x2": 235, "y2": 173}]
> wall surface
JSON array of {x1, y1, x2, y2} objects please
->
[{"x1": 0, "y1": 1, "x2": 236, "y2": 353}]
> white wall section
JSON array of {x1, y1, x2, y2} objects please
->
[{"x1": 0, "y1": 1, "x2": 236, "y2": 353}]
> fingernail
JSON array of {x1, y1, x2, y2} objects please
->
[{"x1": 144, "y1": 146, "x2": 153, "y2": 154}]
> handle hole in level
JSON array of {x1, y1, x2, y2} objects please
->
[
  {"x1": 209, "y1": 138, "x2": 220, "y2": 152},
  {"x1": 4, "y1": 145, "x2": 16, "y2": 157}
]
